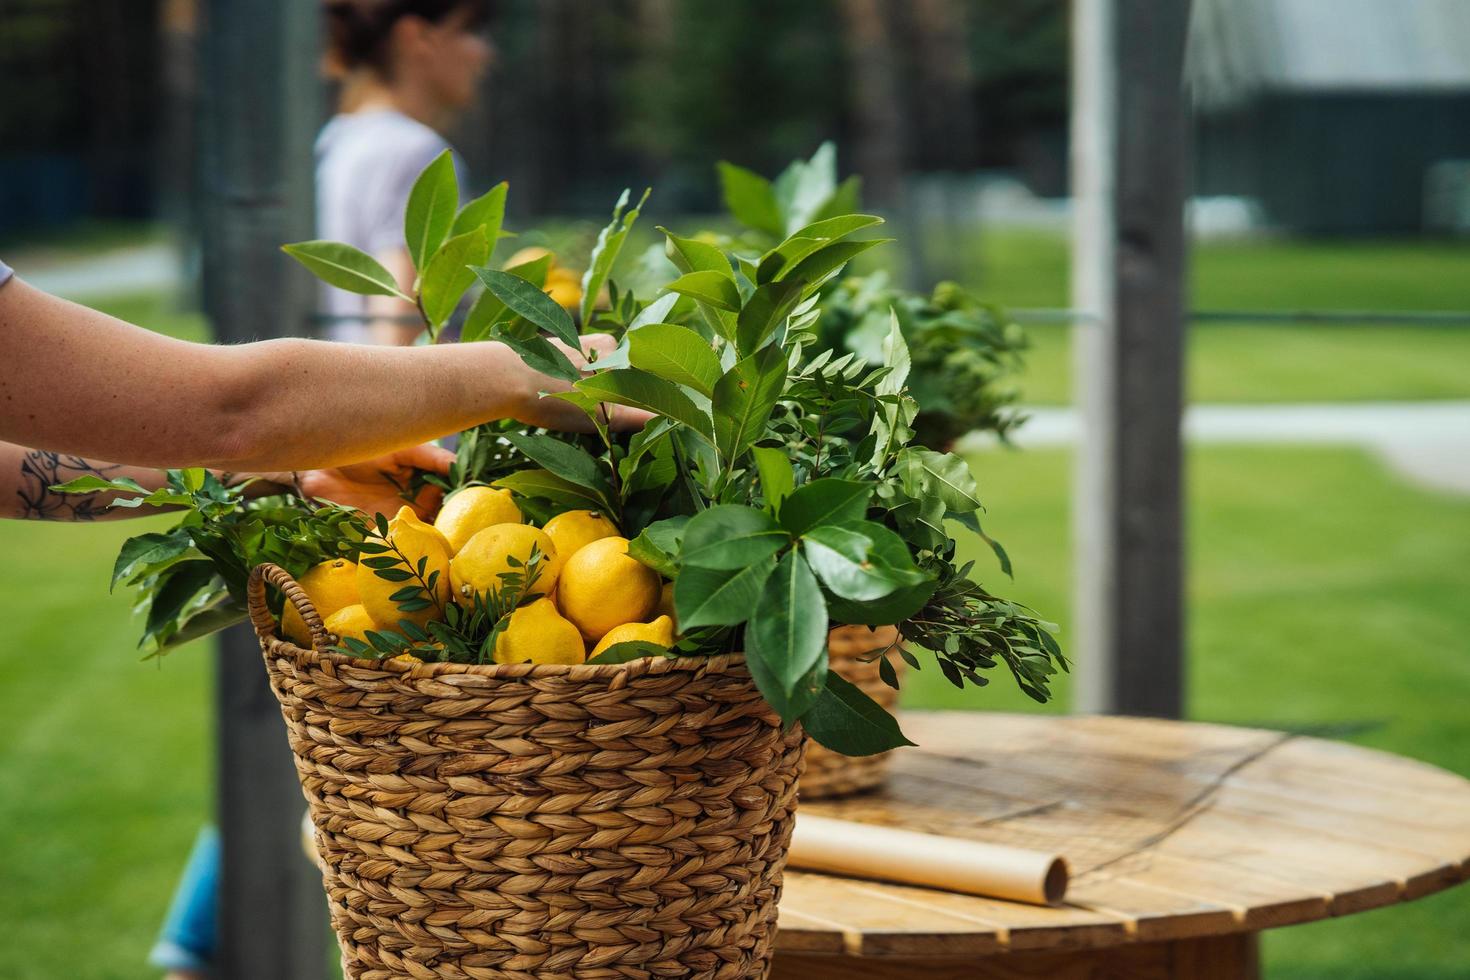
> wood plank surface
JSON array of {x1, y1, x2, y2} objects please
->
[
  {"x1": 777, "y1": 712, "x2": 1470, "y2": 958},
  {"x1": 771, "y1": 933, "x2": 1259, "y2": 980}
]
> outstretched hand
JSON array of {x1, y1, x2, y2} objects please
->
[
  {"x1": 504, "y1": 333, "x2": 655, "y2": 433},
  {"x1": 297, "y1": 443, "x2": 454, "y2": 519}
]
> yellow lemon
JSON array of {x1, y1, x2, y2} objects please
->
[
  {"x1": 507, "y1": 245, "x2": 554, "y2": 268},
  {"x1": 557, "y1": 536, "x2": 661, "y2": 641},
  {"x1": 590, "y1": 615, "x2": 676, "y2": 658},
  {"x1": 434, "y1": 485, "x2": 522, "y2": 555},
  {"x1": 544, "y1": 276, "x2": 582, "y2": 309},
  {"x1": 655, "y1": 580, "x2": 677, "y2": 628},
  {"x1": 281, "y1": 557, "x2": 359, "y2": 646},
  {"x1": 493, "y1": 598, "x2": 585, "y2": 665},
  {"x1": 357, "y1": 505, "x2": 451, "y2": 630},
  {"x1": 543, "y1": 510, "x2": 619, "y2": 562},
  {"x1": 324, "y1": 603, "x2": 377, "y2": 647},
  {"x1": 450, "y1": 523, "x2": 561, "y2": 602}
]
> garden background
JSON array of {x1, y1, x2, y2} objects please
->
[{"x1": 2, "y1": 1, "x2": 1468, "y2": 977}]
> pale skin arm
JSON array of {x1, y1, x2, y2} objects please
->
[{"x1": 0, "y1": 275, "x2": 642, "y2": 475}]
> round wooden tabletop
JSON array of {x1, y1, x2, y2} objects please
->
[{"x1": 776, "y1": 712, "x2": 1470, "y2": 960}]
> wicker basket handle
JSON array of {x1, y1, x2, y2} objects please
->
[{"x1": 248, "y1": 562, "x2": 331, "y2": 653}]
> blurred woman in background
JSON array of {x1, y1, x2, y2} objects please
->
[{"x1": 317, "y1": 0, "x2": 494, "y2": 345}]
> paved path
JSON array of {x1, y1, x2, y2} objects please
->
[
  {"x1": 963, "y1": 401, "x2": 1470, "y2": 495},
  {"x1": 20, "y1": 243, "x2": 180, "y2": 300}
]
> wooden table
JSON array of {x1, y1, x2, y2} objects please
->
[{"x1": 774, "y1": 712, "x2": 1470, "y2": 979}]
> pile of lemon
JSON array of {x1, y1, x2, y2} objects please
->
[{"x1": 280, "y1": 486, "x2": 675, "y2": 666}]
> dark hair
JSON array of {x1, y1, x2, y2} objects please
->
[{"x1": 323, "y1": 0, "x2": 491, "y2": 76}]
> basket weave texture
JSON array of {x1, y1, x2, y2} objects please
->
[
  {"x1": 247, "y1": 563, "x2": 806, "y2": 980},
  {"x1": 799, "y1": 626, "x2": 904, "y2": 800}
]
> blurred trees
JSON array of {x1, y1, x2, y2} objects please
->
[
  {"x1": 0, "y1": 0, "x2": 1071, "y2": 231},
  {"x1": 0, "y1": 0, "x2": 162, "y2": 230},
  {"x1": 461, "y1": 0, "x2": 1069, "y2": 214}
]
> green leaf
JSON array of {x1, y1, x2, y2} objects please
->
[
  {"x1": 627, "y1": 322, "x2": 722, "y2": 397},
  {"x1": 811, "y1": 174, "x2": 864, "y2": 223},
  {"x1": 778, "y1": 479, "x2": 872, "y2": 536},
  {"x1": 712, "y1": 342, "x2": 787, "y2": 462},
  {"x1": 111, "y1": 530, "x2": 194, "y2": 592},
  {"x1": 773, "y1": 141, "x2": 838, "y2": 233},
  {"x1": 158, "y1": 592, "x2": 245, "y2": 653},
  {"x1": 786, "y1": 238, "x2": 891, "y2": 293},
  {"x1": 281, "y1": 241, "x2": 406, "y2": 299},
  {"x1": 826, "y1": 577, "x2": 936, "y2": 627},
  {"x1": 745, "y1": 552, "x2": 829, "y2": 723},
  {"x1": 581, "y1": 187, "x2": 650, "y2": 325},
  {"x1": 462, "y1": 253, "x2": 554, "y2": 341},
  {"x1": 502, "y1": 432, "x2": 611, "y2": 501},
  {"x1": 585, "y1": 641, "x2": 677, "y2": 665},
  {"x1": 757, "y1": 214, "x2": 884, "y2": 283},
  {"x1": 878, "y1": 310, "x2": 911, "y2": 395},
  {"x1": 674, "y1": 558, "x2": 776, "y2": 629},
  {"x1": 800, "y1": 670, "x2": 916, "y2": 757},
  {"x1": 735, "y1": 279, "x2": 805, "y2": 355},
  {"x1": 473, "y1": 267, "x2": 578, "y2": 347},
  {"x1": 679, "y1": 505, "x2": 789, "y2": 571},
  {"x1": 575, "y1": 369, "x2": 714, "y2": 443},
  {"x1": 802, "y1": 523, "x2": 928, "y2": 601},
  {"x1": 896, "y1": 447, "x2": 983, "y2": 513},
  {"x1": 627, "y1": 515, "x2": 688, "y2": 579},
  {"x1": 142, "y1": 561, "x2": 219, "y2": 643},
  {"x1": 419, "y1": 229, "x2": 490, "y2": 327},
  {"x1": 751, "y1": 447, "x2": 795, "y2": 511},
  {"x1": 628, "y1": 291, "x2": 680, "y2": 330},
  {"x1": 949, "y1": 510, "x2": 1013, "y2": 577},
  {"x1": 495, "y1": 468, "x2": 607, "y2": 513},
  {"x1": 717, "y1": 160, "x2": 783, "y2": 238},
  {"x1": 492, "y1": 327, "x2": 583, "y2": 383},
  {"x1": 660, "y1": 228, "x2": 733, "y2": 278},
  {"x1": 505, "y1": 252, "x2": 554, "y2": 287},
  {"x1": 404, "y1": 149, "x2": 458, "y2": 271},
  {"x1": 667, "y1": 270, "x2": 742, "y2": 312},
  {"x1": 50, "y1": 475, "x2": 148, "y2": 496},
  {"x1": 451, "y1": 180, "x2": 507, "y2": 245}
]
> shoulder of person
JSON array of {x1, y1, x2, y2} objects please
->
[{"x1": 319, "y1": 111, "x2": 452, "y2": 170}]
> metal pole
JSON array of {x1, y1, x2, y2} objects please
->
[
  {"x1": 198, "y1": 2, "x2": 327, "y2": 977},
  {"x1": 1071, "y1": 0, "x2": 1192, "y2": 717}
]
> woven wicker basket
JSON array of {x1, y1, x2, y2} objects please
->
[
  {"x1": 799, "y1": 626, "x2": 905, "y2": 800},
  {"x1": 247, "y1": 563, "x2": 805, "y2": 980}
]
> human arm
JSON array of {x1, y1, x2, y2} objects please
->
[
  {"x1": 0, "y1": 275, "x2": 642, "y2": 472},
  {"x1": 0, "y1": 440, "x2": 454, "y2": 522}
]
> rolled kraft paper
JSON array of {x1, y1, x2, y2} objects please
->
[{"x1": 789, "y1": 814, "x2": 1070, "y2": 906}]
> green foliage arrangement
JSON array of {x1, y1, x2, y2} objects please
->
[
  {"x1": 59, "y1": 151, "x2": 1063, "y2": 756},
  {"x1": 713, "y1": 143, "x2": 1030, "y2": 447}
]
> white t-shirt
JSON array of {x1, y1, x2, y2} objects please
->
[{"x1": 314, "y1": 110, "x2": 463, "y2": 342}]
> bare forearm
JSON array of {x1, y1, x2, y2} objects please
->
[{"x1": 0, "y1": 278, "x2": 537, "y2": 470}]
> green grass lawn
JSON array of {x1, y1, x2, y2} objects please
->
[{"x1": 951, "y1": 231, "x2": 1470, "y2": 405}]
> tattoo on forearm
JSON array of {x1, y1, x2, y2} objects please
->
[{"x1": 16, "y1": 451, "x2": 121, "y2": 520}]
